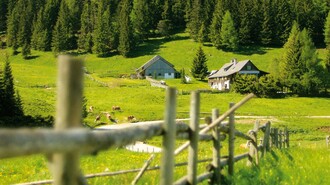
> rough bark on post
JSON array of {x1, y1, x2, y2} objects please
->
[
  {"x1": 50, "y1": 55, "x2": 85, "y2": 185},
  {"x1": 160, "y1": 87, "x2": 176, "y2": 185},
  {"x1": 187, "y1": 91, "x2": 200, "y2": 185},
  {"x1": 228, "y1": 103, "x2": 235, "y2": 176},
  {"x1": 274, "y1": 128, "x2": 278, "y2": 148},
  {"x1": 247, "y1": 130, "x2": 257, "y2": 166},
  {"x1": 262, "y1": 122, "x2": 271, "y2": 157},
  {"x1": 211, "y1": 108, "x2": 221, "y2": 185},
  {"x1": 285, "y1": 127, "x2": 289, "y2": 148},
  {"x1": 279, "y1": 130, "x2": 282, "y2": 149}
]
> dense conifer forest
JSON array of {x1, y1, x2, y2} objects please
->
[{"x1": 1, "y1": 0, "x2": 330, "y2": 57}]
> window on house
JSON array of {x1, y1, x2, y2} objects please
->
[
  {"x1": 158, "y1": 73, "x2": 162, "y2": 76},
  {"x1": 148, "y1": 73, "x2": 152, "y2": 76},
  {"x1": 247, "y1": 65, "x2": 252, "y2": 70}
]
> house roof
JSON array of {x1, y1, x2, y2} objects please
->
[
  {"x1": 136, "y1": 55, "x2": 174, "y2": 72},
  {"x1": 208, "y1": 59, "x2": 262, "y2": 78}
]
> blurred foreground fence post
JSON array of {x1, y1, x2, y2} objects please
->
[
  {"x1": 160, "y1": 87, "x2": 176, "y2": 185},
  {"x1": 228, "y1": 103, "x2": 235, "y2": 176},
  {"x1": 50, "y1": 55, "x2": 85, "y2": 185},
  {"x1": 211, "y1": 108, "x2": 221, "y2": 184}
]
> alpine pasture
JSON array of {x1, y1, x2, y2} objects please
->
[{"x1": 0, "y1": 34, "x2": 329, "y2": 184}]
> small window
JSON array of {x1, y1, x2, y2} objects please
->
[
  {"x1": 148, "y1": 73, "x2": 152, "y2": 76},
  {"x1": 158, "y1": 73, "x2": 162, "y2": 76},
  {"x1": 247, "y1": 65, "x2": 252, "y2": 70},
  {"x1": 168, "y1": 73, "x2": 172, "y2": 75}
]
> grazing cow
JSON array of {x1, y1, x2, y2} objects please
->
[
  {"x1": 89, "y1": 106, "x2": 94, "y2": 112},
  {"x1": 105, "y1": 112, "x2": 112, "y2": 121},
  {"x1": 239, "y1": 141, "x2": 251, "y2": 149},
  {"x1": 127, "y1": 115, "x2": 135, "y2": 122},
  {"x1": 94, "y1": 114, "x2": 101, "y2": 123},
  {"x1": 112, "y1": 106, "x2": 121, "y2": 111},
  {"x1": 326, "y1": 135, "x2": 330, "y2": 148}
]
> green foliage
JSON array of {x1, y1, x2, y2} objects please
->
[
  {"x1": 82, "y1": 96, "x2": 88, "y2": 119},
  {"x1": 325, "y1": 11, "x2": 330, "y2": 46},
  {"x1": 187, "y1": 0, "x2": 203, "y2": 41},
  {"x1": 191, "y1": 46, "x2": 208, "y2": 80},
  {"x1": 261, "y1": 0, "x2": 274, "y2": 45},
  {"x1": 52, "y1": 0, "x2": 76, "y2": 53},
  {"x1": 231, "y1": 74, "x2": 258, "y2": 94},
  {"x1": 209, "y1": 0, "x2": 224, "y2": 49},
  {"x1": 180, "y1": 68, "x2": 187, "y2": 84},
  {"x1": 157, "y1": 19, "x2": 172, "y2": 38},
  {"x1": 131, "y1": 0, "x2": 155, "y2": 40},
  {"x1": 118, "y1": 0, "x2": 134, "y2": 57},
  {"x1": 78, "y1": 0, "x2": 93, "y2": 53},
  {"x1": 272, "y1": 0, "x2": 293, "y2": 45},
  {"x1": 93, "y1": 4, "x2": 117, "y2": 56},
  {"x1": 197, "y1": 23, "x2": 207, "y2": 43},
  {"x1": 220, "y1": 11, "x2": 238, "y2": 51},
  {"x1": 258, "y1": 75, "x2": 282, "y2": 98}
]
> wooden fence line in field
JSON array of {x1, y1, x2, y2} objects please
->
[{"x1": 0, "y1": 56, "x2": 290, "y2": 185}]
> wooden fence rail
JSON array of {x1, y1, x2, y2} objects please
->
[{"x1": 0, "y1": 56, "x2": 290, "y2": 185}]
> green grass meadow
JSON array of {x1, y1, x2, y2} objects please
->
[{"x1": 0, "y1": 33, "x2": 329, "y2": 184}]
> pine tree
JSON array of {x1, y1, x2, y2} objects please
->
[
  {"x1": 198, "y1": 23, "x2": 207, "y2": 43},
  {"x1": 261, "y1": 0, "x2": 274, "y2": 45},
  {"x1": 157, "y1": 0, "x2": 173, "y2": 37},
  {"x1": 187, "y1": 0, "x2": 203, "y2": 41},
  {"x1": 324, "y1": 11, "x2": 330, "y2": 46},
  {"x1": 220, "y1": 11, "x2": 238, "y2": 50},
  {"x1": 279, "y1": 21, "x2": 301, "y2": 92},
  {"x1": 2, "y1": 55, "x2": 16, "y2": 116},
  {"x1": 299, "y1": 28, "x2": 322, "y2": 95},
  {"x1": 14, "y1": 90, "x2": 23, "y2": 116},
  {"x1": 6, "y1": 3, "x2": 20, "y2": 54},
  {"x1": 210, "y1": 0, "x2": 225, "y2": 48},
  {"x1": 132, "y1": 0, "x2": 155, "y2": 40},
  {"x1": 172, "y1": 0, "x2": 186, "y2": 28},
  {"x1": 52, "y1": 0, "x2": 76, "y2": 53},
  {"x1": 93, "y1": 5, "x2": 113, "y2": 55},
  {"x1": 272, "y1": 0, "x2": 293, "y2": 45},
  {"x1": 78, "y1": 0, "x2": 93, "y2": 52},
  {"x1": 0, "y1": 0, "x2": 8, "y2": 32},
  {"x1": 238, "y1": 0, "x2": 255, "y2": 44},
  {"x1": 17, "y1": 0, "x2": 33, "y2": 59},
  {"x1": 191, "y1": 46, "x2": 208, "y2": 80},
  {"x1": 118, "y1": 0, "x2": 134, "y2": 57}
]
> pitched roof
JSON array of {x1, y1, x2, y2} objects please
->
[
  {"x1": 208, "y1": 60, "x2": 256, "y2": 78},
  {"x1": 136, "y1": 55, "x2": 174, "y2": 72}
]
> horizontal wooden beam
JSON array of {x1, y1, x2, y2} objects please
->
[{"x1": 0, "y1": 122, "x2": 189, "y2": 159}]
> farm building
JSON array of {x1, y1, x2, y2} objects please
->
[
  {"x1": 208, "y1": 59, "x2": 268, "y2": 91},
  {"x1": 136, "y1": 55, "x2": 178, "y2": 79}
]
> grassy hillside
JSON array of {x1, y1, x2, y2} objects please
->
[{"x1": 0, "y1": 33, "x2": 329, "y2": 184}]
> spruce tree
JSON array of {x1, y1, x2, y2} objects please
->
[
  {"x1": 279, "y1": 21, "x2": 301, "y2": 92},
  {"x1": 0, "y1": 0, "x2": 8, "y2": 32},
  {"x1": 6, "y1": 4, "x2": 20, "y2": 54},
  {"x1": 299, "y1": 28, "x2": 322, "y2": 95},
  {"x1": 172, "y1": 0, "x2": 186, "y2": 28},
  {"x1": 220, "y1": 11, "x2": 238, "y2": 50},
  {"x1": 324, "y1": 11, "x2": 330, "y2": 46},
  {"x1": 93, "y1": 5, "x2": 113, "y2": 55},
  {"x1": 118, "y1": 0, "x2": 134, "y2": 57},
  {"x1": 210, "y1": 0, "x2": 225, "y2": 49},
  {"x1": 261, "y1": 0, "x2": 274, "y2": 45},
  {"x1": 132, "y1": 0, "x2": 154, "y2": 40},
  {"x1": 238, "y1": 0, "x2": 255, "y2": 44},
  {"x1": 2, "y1": 56, "x2": 16, "y2": 116},
  {"x1": 52, "y1": 0, "x2": 76, "y2": 53},
  {"x1": 198, "y1": 23, "x2": 207, "y2": 43},
  {"x1": 272, "y1": 0, "x2": 293, "y2": 45},
  {"x1": 187, "y1": 0, "x2": 203, "y2": 41},
  {"x1": 191, "y1": 46, "x2": 208, "y2": 80},
  {"x1": 157, "y1": 0, "x2": 173, "y2": 37},
  {"x1": 14, "y1": 90, "x2": 23, "y2": 116},
  {"x1": 78, "y1": 0, "x2": 93, "y2": 52}
]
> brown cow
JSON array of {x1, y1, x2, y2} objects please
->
[
  {"x1": 94, "y1": 114, "x2": 101, "y2": 123},
  {"x1": 88, "y1": 106, "x2": 94, "y2": 112},
  {"x1": 127, "y1": 115, "x2": 135, "y2": 122},
  {"x1": 112, "y1": 106, "x2": 121, "y2": 111}
]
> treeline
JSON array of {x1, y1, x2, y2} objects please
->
[{"x1": 1, "y1": 0, "x2": 330, "y2": 58}]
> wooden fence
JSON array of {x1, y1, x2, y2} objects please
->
[{"x1": 0, "y1": 56, "x2": 289, "y2": 185}]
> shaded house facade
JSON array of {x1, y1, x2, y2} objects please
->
[
  {"x1": 136, "y1": 55, "x2": 177, "y2": 79},
  {"x1": 208, "y1": 59, "x2": 268, "y2": 90}
]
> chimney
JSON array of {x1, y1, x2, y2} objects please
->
[{"x1": 231, "y1": 58, "x2": 237, "y2": 65}]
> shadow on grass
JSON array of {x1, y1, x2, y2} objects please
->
[
  {"x1": 129, "y1": 35, "x2": 190, "y2": 58},
  {"x1": 25, "y1": 55, "x2": 39, "y2": 60},
  {"x1": 234, "y1": 45, "x2": 268, "y2": 55}
]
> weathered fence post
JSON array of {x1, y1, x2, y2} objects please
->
[
  {"x1": 228, "y1": 103, "x2": 235, "y2": 176},
  {"x1": 50, "y1": 55, "x2": 85, "y2": 185},
  {"x1": 285, "y1": 127, "x2": 290, "y2": 148},
  {"x1": 187, "y1": 91, "x2": 200, "y2": 185},
  {"x1": 262, "y1": 122, "x2": 271, "y2": 157},
  {"x1": 211, "y1": 108, "x2": 221, "y2": 185},
  {"x1": 274, "y1": 128, "x2": 278, "y2": 148},
  {"x1": 160, "y1": 87, "x2": 176, "y2": 185},
  {"x1": 279, "y1": 130, "x2": 282, "y2": 149}
]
